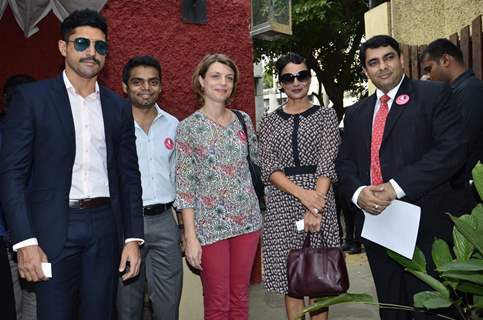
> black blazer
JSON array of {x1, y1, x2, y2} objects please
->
[
  {"x1": 0, "y1": 74, "x2": 144, "y2": 259},
  {"x1": 336, "y1": 76, "x2": 466, "y2": 239}
]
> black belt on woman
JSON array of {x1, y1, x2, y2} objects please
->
[{"x1": 283, "y1": 165, "x2": 317, "y2": 176}]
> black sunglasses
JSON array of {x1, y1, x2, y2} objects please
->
[
  {"x1": 279, "y1": 70, "x2": 310, "y2": 84},
  {"x1": 67, "y1": 37, "x2": 108, "y2": 56}
]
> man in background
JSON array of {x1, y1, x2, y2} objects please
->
[
  {"x1": 1, "y1": 74, "x2": 37, "y2": 320},
  {"x1": 422, "y1": 38, "x2": 483, "y2": 205}
]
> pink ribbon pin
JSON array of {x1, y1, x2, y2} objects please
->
[
  {"x1": 237, "y1": 130, "x2": 247, "y2": 141},
  {"x1": 164, "y1": 137, "x2": 174, "y2": 150},
  {"x1": 395, "y1": 94, "x2": 410, "y2": 105}
]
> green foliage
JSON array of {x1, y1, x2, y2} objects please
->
[
  {"x1": 432, "y1": 238, "x2": 453, "y2": 268},
  {"x1": 437, "y1": 260, "x2": 483, "y2": 272},
  {"x1": 453, "y1": 214, "x2": 476, "y2": 261},
  {"x1": 473, "y1": 161, "x2": 483, "y2": 200},
  {"x1": 387, "y1": 247, "x2": 427, "y2": 272},
  {"x1": 263, "y1": 69, "x2": 274, "y2": 89},
  {"x1": 302, "y1": 293, "x2": 374, "y2": 314},
  {"x1": 413, "y1": 291, "x2": 452, "y2": 309},
  {"x1": 449, "y1": 211, "x2": 483, "y2": 256},
  {"x1": 253, "y1": 0, "x2": 370, "y2": 121},
  {"x1": 302, "y1": 163, "x2": 483, "y2": 319}
]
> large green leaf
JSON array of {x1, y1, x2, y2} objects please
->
[
  {"x1": 407, "y1": 270, "x2": 450, "y2": 298},
  {"x1": 302, "y1": 293, "x2": 374, "y2": 314},
  {"x1": 450, "y1": 214, "x2": 483, "y2": 255},
  {"x1": 452, "y1": 214, "x2": 475, "y2": 261},
  {"x1": 387, "y1": 248, "x2": 426, "y2": 272},
  {"x1": 472, "y1": 204, "x2": 483, "y2": 231},
  {"x1": 472, "y1": 295, "x2": 483, "y2": 309},
  {"x1": 437, "y1": 259, "x2": 483, "y2": 272},
  {"x1": 442, "y1": 271, "x2": 483, "y2": 285},
  {"x1": 457, "y1": 282, "x2": 483, "y2": 295},
  {"x1": 432, "y1": 238, "x2": 452, "y2": 269},
  {"x1": 413, "y1": 291, "x2": 453, "y2": 310},
  {"x1": 472, "y1": 162, "x2": 483, "y2": 200},
  {"x1": 471, "y1": 298, "x2": 483, "y2": 309}
]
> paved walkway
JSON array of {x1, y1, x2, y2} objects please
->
[
  {"x1": 150, "y1": 250, "x2": 381, "y2": 319},
  {"x1": 249, "y1": 251, "x2": 381, "y2": 320}
]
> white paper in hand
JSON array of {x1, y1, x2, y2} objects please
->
[
  {"x1": 41, "y1": 262, "x2": 52, "y2": 278},
  {"x1": 295, "y1": 219, "x2": 305, "y2": 232},
  {"x1": 361, "y1": 200, "x2": 421, "y2": 259}
]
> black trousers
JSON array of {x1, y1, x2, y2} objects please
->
[
  {"x1": 36, "y1": 206, "x2": 119, "y2": 320},
  {"x1": 0, "y1": 237, "x2": 16, "y2": 320},
  {"x1": 363, "y1": 185, "x2": 476, "y2": 320}
]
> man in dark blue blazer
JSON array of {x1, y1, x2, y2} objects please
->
[
  {"x1": 0, "y1": 9, "x2": 144, "y2": 320},
  {"x1": 336, "y1": 35, "x2": 468, "y2": 320},
  {"x1": 0, "y1": 133, "x2": 15, "y2": 320}
]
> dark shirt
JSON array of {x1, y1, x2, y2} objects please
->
[{"x1": 451, "y1": 70, "x2": 483, "y2": 188}]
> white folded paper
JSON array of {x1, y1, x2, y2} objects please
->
[
  {"x1": 362, "y1": 200, "x2": 421, "y2": 259},
  {"x1": 295, "y1": 219, "x2": 305, "y2": 232},
  {"x1": 41, "y1": 262, "x2": 52, "y2": 278}
]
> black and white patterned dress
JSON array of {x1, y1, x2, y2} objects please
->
[{"x1": 259, "y1": 105, "x2": 341, "y2": 294}]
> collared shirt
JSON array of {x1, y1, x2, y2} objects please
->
[
  {"x1": 134, "y1": 104, "x2": 178, "y2": 206},
  {"x1": 63, "y1": 72, "x2": 110, "y2": 199},
  {"x1": 352, "y1": 75, "x2": 406, "y2": 207}
]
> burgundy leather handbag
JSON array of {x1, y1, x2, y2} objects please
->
[{"x1": 287, "y1": 234, "x2": 350, "y2": 298}]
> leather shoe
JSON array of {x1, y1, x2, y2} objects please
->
[
  {"x1": 341, "y1": 241, "x2": 354, "y2": 252},
  {"x1": 347, "y1": 242, "x2": 362, "y2": 254}
]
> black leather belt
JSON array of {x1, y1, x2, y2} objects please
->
[
  {"x1": 69, "y1": 197, "x2": 110, "y2": 209},
  {"x1": 143, "y1": 202, "x2": 173, "y2": 216},
  {"x1": 284, "y1": 165, "x2": 317, "y2": 176}
]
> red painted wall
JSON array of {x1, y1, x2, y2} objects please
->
[
  {"x1": 0, "y1": 0, "x2": 256, "y2": 120},
  {"x1": 1, "y1": 0, "x2": 261, "y2": 282}
]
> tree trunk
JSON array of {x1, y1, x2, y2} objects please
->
[{"x1": 322, "y1": 81, "x2": 345, "y2": 123}]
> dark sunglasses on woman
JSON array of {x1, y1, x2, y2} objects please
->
[
  {"x1": 66, "y1": 37, "x2": 108, "y2": 56},
  {"x1": 279, "y1": 70, "x2": 310, "y2": 84}
]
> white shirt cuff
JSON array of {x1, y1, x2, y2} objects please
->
[
  {"x1": 352, "y1": 186, "x2": 366, "y2": 208},
  {"x1": 125, "y1": 238, "x2": 144, "y2": 246},
  {"x1": 12, "y1": 238, "x2": 38, "y2": 251},
  {"x1": 389, "y1": 179, "x2": 406, "y2": 199}
]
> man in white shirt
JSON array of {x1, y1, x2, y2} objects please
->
[
  {"x1": 117, "y1": 55, "x2": 182, "y2": 320},
  {"x1": 0, "y1": 9, "x2": 144, "y2": 320}
]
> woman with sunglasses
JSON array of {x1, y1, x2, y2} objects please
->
[
  {"x1": 259, "y1": 52, "x2": 341, "y2": 320},
  {"x1": 174, "y1": 53, "x2": 262, "y2": 320}
]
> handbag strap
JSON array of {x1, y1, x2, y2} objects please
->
[
  {"x1": 233, "y1": 110, "x2": 252, "y2": 162},
  {"x1": 303, "y1": 234, "x2": 311, "y2": 248}
]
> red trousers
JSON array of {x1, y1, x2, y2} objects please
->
[{"x1": 200, "y1": 230, "x2": 261, "y2": 320}]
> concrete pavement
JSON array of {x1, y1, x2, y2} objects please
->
[{"x1": 249, "y1": 251, "x2": 381, "y2": 320}]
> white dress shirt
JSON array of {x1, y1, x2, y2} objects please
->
[
  {"x1": 352, "y1": 75, "x2": 406, "y2": 207},
  {"x1": 65, "y1": 73, "x2": 110, "y2": 199},
  {"x1": 134, "y1": 104, "x2": 178, "y2": 206}
]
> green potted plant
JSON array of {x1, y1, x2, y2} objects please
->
[{"x1": 301, "y1": 162, "x2": 483, "y2": 320}]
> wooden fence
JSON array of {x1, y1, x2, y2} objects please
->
[{"x1": 401, "y1": 15, "x2": 482, "y2": 80}]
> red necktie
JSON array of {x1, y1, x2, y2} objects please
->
[{"x1": 370, "y1": 94, "x2": 390, "y2": 185}]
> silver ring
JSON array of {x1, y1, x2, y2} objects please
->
[
  {"x1": 374, "y1": 205, "x2": 379, "y2": 210},
  {"x1": 314, "y1": 208, "x2": 319, "y2": 214}
]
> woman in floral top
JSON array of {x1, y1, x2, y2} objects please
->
[{"x1": 174, "y1": 53, "x2": 262, "y2": 320}]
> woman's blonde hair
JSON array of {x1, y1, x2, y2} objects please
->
[{"x1": 192, "y1": 53, "x2": 240, "y2": 105}]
